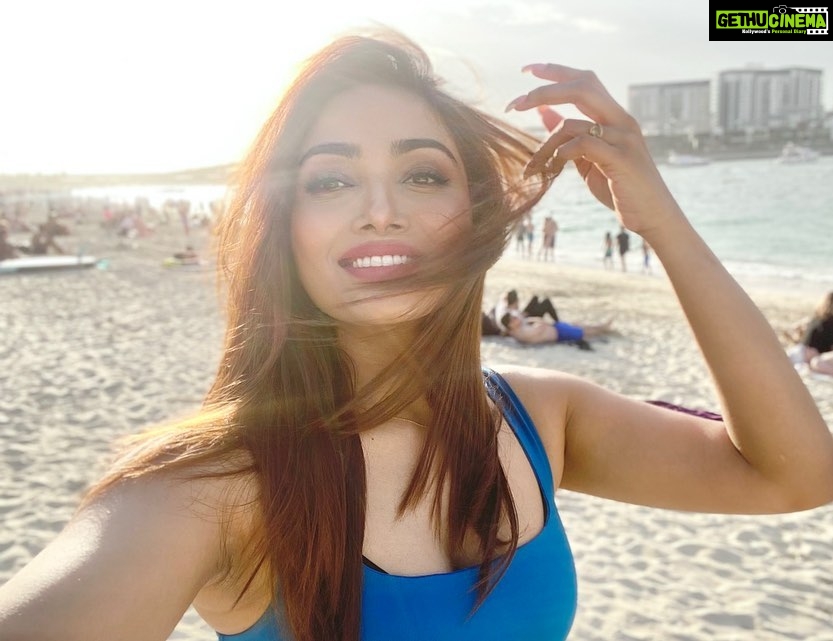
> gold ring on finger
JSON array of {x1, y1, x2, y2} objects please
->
[{"x1": 589, "y1": 123, "x2": 604, "y2": 139}]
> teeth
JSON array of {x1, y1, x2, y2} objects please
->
[{"x1": 350, "y1": 255, "x2": 411, "y2": 268}]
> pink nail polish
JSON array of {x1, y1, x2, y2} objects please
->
[{"x1": 504, "y1": 95, "x2": 527, "y2": 112}]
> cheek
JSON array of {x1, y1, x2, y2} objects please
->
[
  {"x1": 422, "y1": 194, "x2": 472, "y2": 244},
  {"x1": 290, "y1": 212, "x2": 329, "y2": 299}
]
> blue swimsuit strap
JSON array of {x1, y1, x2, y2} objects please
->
[{"x1": 483, "y1": 367, "x2": 555, "y2": 504}]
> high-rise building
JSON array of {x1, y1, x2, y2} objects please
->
[
  {"x1": 628, "y1": 81, "x2": 711, "y2": 136},
  {"x1": 717, "y1": 67, "x2": 823, "y2": 133}
]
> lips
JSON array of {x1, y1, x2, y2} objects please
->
[{"x1": 338, "y1": 242, "x2": 420, "y2": 282}]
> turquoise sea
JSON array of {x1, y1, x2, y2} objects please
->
[{"x1": 74, "y1": 155, "x2": 832, "y2": 293}]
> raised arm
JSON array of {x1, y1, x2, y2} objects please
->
[
  {"x1": 0, "y1": 474, "x2": 226, "y2": 641},
  {"x1": 505, "y1": 64, "x2": 833, "y2": 513}
]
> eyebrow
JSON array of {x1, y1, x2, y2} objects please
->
[
  {"x1": 391, "y1": 138, "x2": 458, "y2": 164},
  {"x1": 298, "y1": 138, "x2": 458, "y2": 166},
  {"x1": 298, "y1": 142, "x2": 358, "y2": 165}
]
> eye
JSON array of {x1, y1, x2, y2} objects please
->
[
  {"x1": 304, "y1": 175, "x2": 353, "y2": 195},
  {"x1": 404, "y1": 170, "x2": 449, "y2": 187}
]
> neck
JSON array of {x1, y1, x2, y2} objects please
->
[
  {"x1": 337, "y1": 320, "x2": 421, "y2": 390},
  {"x1": 337, "y1": 320, "x2": 433, "y2": 426}
]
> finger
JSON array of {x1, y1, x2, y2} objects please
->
[
  {"x1": 533, "y1": 155, "x2": 569, "y2": 182},
  {"x1": 573, "y1": 157, "x2": 615, "y2": 209},
  {"x1": 525, "y1": 120, "x2": 621, "y2": 177},
  {"x1": 509, "y1": 80, "x2": 632, "y2": 129},
  {"x1": 522, "y1": 63, "x2": 590, "y2": 82},
  {"x1": 505, "y1": 64, "x2": 590, "y2": 110},
  {"x1": 508, "y1": 64, "x2": 632, "y2": 126},
  {"x1": 553, "y1": 135, "x2": 621, "y2": 169}
]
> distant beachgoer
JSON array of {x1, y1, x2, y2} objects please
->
[
  {"x1": 481, "y1": 310, "x2": 504, "y2": 336},
  {"x1": 178, "y1": 200, "x2": 191, "y2": 236},
  {"x1": 602, "y1": 231, "x2": 613, "y2": 269},
  {"x1": 616, "y1": 225, "x2": 630, "y2": 272},
  {"x1": 0, "y1": 222, "x2": 19, "y2": 260},
  {"x1": 500, "y1": 311, "x2": 613, "y2": 346},
  {"x1": 28, "y1": 224, "x2": 65, "y2": 255},
  {"x1": 537, "y1": 215, "x2": 558, "y2": 261},
  {"x1": 641, "y1": 239, "x2": 653, "y2": 274},
  {"x1": 525, "y1": 218, "x2": 535, "y2": 257},
  {"x1": 797, "y1": 292, "x2": 833, "y2": 376},
  {"x1": 43, "y1": 213, "x2": 70, "y2": 237},
  {"x1": 515, "y1": 219, "x2": 527, "y2": 257},
  {"x1": 502, "y1": 288, "x2": 559, "y2": 322}
]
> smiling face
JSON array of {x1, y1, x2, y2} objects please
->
[{"x1": 291, "y1": 84, "x2": 472, "y2": 326}]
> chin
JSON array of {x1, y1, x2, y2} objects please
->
[{"x1": 326, "y1": 289, "x2": 443, "y2": 328}]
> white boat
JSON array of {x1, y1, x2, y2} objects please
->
[
  {"x1": 667, "y1": 151, "x2": 711, "y2": 167},
  {"x1": 779, "y1": 143, "x2": 820, "y2": 164},
  {"x1": 0, "y1": 255, "x2": 98, "y2": 274}
]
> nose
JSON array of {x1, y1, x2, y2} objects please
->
[{"x1": 355, "y1": 180, "x2": 407, "y2": 233}]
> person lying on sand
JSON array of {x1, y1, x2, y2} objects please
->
[{"x1": 500, "y1": 311, "x2": 613, "y2": 345}]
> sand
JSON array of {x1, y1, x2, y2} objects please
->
[{"x1": 1, "y1": 221, "x2": 831, "y2": 640}]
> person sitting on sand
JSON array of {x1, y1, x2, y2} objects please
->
[
  {"x1": 0, "y1": 222, "x2": 19, "y2": 261},
  {"x1": 485, "y1": 289, "x2": 559, "y2": 337},
  {"x1": 28, "y1": 223, "x2": 65, "y2": 255},
  {"x1": 503, "y1": 288, "x2": 559, "y2": 322},
  {"x1": 797, "y1": 292, "x2": 833, "y2": 376},
  {"x1": 500, "y1": 310, "x2": 613, "y2": 345},
  {"x1": 43, "y1": 212, "x2": 70, "y2": 237}
]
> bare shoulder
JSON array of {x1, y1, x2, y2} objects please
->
[
  {"x1": 489, "y1": 364, "x2": 583, "y2": 487},
  {"x1": 0, "y1": 451, "x2": 261, "y2": 641},
  {"x1": 87, "y1": 450, "x2": 260, "y2": 548}
]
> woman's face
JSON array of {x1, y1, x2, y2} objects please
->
[{"x1": 291, "y1": 84, "x2": 471, "y2": 326}]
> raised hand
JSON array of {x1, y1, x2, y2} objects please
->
[{"x1": 506, "y1": 63, "x2": 681, "y2": 237}]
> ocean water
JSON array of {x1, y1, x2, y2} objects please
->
[
  {"x1": 73, "y1": 156, "x2": 832, "y2": 292},
  {"x1": 530, "y1": 156, "x2": 832, "y2": 291}
]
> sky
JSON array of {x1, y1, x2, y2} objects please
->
[{"x1": 2, "y1": 0, "x2": 832, "y2": 174}]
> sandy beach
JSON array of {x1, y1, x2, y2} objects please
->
[{"x1": 1, "y1": 221, "x2": 831, "y2": 640}]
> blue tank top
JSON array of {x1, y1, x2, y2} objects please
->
[{"x1": 217, "y1": 369, "x2": 577, "y2": 641}]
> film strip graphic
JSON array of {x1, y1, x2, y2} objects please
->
[{"x1": 786, "y1": 6, "x2": 828, "y2": 34}]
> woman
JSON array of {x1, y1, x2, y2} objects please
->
[{"x1": 1, "y1": 31, "x2": 832, "y2": 641}]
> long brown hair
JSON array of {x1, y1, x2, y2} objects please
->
[{"x1": 84, "y1": 29, "x2": 552, "y2": 641}]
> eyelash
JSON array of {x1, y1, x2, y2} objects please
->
[
  {"x1": 304, "y1": 175, "x2": 352, "y2": 195},
  {"x1": 303, "y1": 170, "x2": 450, "y2": 195},
  {"x1": 405, "y1": 170, "x2": 449, "y2": 187}
]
